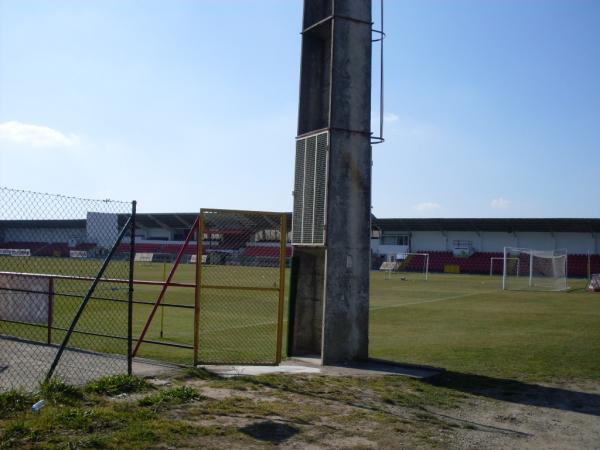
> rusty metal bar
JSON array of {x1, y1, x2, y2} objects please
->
[
  {"x1": 199, "y1": 284, "x2": 279, "y2": 292},
  {"x1": 132, "y1": 216, "x2": 199, "y2": 357},
  {"x1": 0, "y1": 271, "x2": 195, "y2": 288},
  {"x1": 199, "y1": 208, "x2": 286, "y2": 216}
]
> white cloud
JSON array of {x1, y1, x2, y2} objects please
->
[
  {"x1": 414, "y1": 202, "x2": 441, "y2": 212},
  {"x1": 0, "y1": 121, "x2": 80, "y2": 149},
  {"x1": 490, "y1": 197, "x2": 512, "y2": 209}
]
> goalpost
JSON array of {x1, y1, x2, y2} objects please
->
[
  {"x1": 380, "y1": 253, "x2": 429, "y2": 280},
  {"x1": 502, "y1": 247, "x2": 568, "y2": 291}
]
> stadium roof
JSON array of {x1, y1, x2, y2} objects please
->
[
  {"x1": 133, "y1": 213, "x2": 293, "y2": 231},
  {"x1": 133, "y1": 213, "x2": 198, "y2": 229},
  {"x1": 2, "y1": 216, "x2": 600, "y2": 234},
  {"x1": 372, "y1": 218, "x2": 600, "y2": 234},
  {"x1": 0, "y1": 219, "x2": 87, "y2": 229}
]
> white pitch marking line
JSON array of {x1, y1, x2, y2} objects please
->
[{"x1": 371, "y1": 290, "x2": 496, "y2": 311}]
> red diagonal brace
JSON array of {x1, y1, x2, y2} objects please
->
[{"x1": 132, "y1": 216, "x2": 199, "y2": 357}]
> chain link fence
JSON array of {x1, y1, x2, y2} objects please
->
[
  {"x1": 196, "y1": 209, "x2": 288, "y2": 364},
  {"x1": 0, "y1": 187, "x2": 135, "y2": 391}
]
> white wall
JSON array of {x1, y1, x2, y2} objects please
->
[
  {"x1": 86, "y1": 212, "x2": 119, "y2": 248},
  {"x1": 372, "y1": 229, "x2": 597, "y2": 255},
  {"x1": 513, "y1": 232, "x2": 555, "y2": 250},
  {"x1": 410, "y1": 231, "x2": 447, "y2": 252},
  {"x1": 375, "y1": 244, "x2": 410, "y2": 256},
  {"x1": 446, "y1": 231, "x2": 481, "y2": 251},
  {"x1": 481, "y1": 232, "x2": 518, "y2": 252},
  {"x1": 554, "y1": 232, "x2": 595, "y2": 254},
  {"x1": 143, "y1": 227, "x2": 173, "y2": 240}
]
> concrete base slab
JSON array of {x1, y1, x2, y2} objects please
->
[
  {"x1": 198, "y1": 364, "x2": 321, "y2": 378},
  {"x1": 199, "y1": 358, "x2": 443, "y2": 380},
  {"x1": 288, "y1": 357, "x2": 443, "y2": 379}
]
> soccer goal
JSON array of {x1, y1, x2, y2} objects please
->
[
  {"x1": 380, "y1": 253, "x2": 429, "y2": 280},
  {"x1": 502, "y1": 247, "x2": 568, "y2": 291}
]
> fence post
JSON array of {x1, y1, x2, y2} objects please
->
[
  {"x1": 127, "y1": 200, "x2": 137, "y2": 375},
  {"x1": 193, "y1": 212, "x2": 205, "y2": 366},
  {"x1": 45, "y1": 215, "x2": 133, "y2": 382},
  {"x1": 47, "y1": 277, "x2": 54, "y2": 345},
  {"x1": 275, "y1": 213, "x2": 287, "y2": 364}
]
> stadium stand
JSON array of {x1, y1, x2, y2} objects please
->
[
  {"x1": 244, "y1": 246, "x2": 293, "y2": 258},
  {"x1": 401, "y1": 251, "x2": 600, "y2": 278},
  {"x1": 0, "y1": 241, "x2": 70, "y2": 257}
]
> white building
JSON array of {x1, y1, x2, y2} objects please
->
[{"x1": 371, "y1": 218, "x2": 600, "y2": 257}]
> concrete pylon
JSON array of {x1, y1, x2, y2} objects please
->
[{"x1": 288, "y1": 0, "x2": 372, "y2": 364}]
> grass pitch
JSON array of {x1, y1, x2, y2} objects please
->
[
  {"x1": 370, "y1": 272, "x2": 599, "y2": 382},
  {"x1": 2, "y1": 257, "x2": 599, "y2": 382}
]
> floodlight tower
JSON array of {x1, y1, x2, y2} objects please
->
[{"x1": 288, "y1": 0, "x2": 376, "y2": 364}]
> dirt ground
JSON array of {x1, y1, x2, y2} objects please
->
[
  {"x1": 169, "y1": 370, "x2": 600, "y2": 449},
  {"x1": 432, "y1": 379, "x2": 600, "y2": 450},
  {"x1": 2, "y1": 367, "x2": 599, "y2": 449}
]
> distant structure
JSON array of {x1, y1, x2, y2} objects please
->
[
  {"x1": 370, "y1": 218, "x2": 600, "y2": 276},
  {"x1": 2, "y1": 215, "x2": 599, "y2": 277}
]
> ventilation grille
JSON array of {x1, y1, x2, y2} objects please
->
[{"x1": 292, "y1": 131, "x2": 329, "y2": 246}]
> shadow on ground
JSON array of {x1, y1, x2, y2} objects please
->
[
  {"x1": 427, "y1": 371, "x2": 600, "y2": 417},
  {"x1": 239, "y1": 421, "x2": 299, "y2": 443}
]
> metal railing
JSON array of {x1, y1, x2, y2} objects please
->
[{"x1": 0, "y1": 187, "x2": 136, "y2": 391}]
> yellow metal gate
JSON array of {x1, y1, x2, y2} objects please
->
[{"x1": 194, "y1": 209, "x2": 287, "y2": 365}]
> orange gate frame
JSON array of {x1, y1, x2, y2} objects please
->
[{"x1": 133, "y1": 210, "x2": 288, "y2": 366}]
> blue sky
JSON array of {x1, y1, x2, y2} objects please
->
[{"x1": 1, "y1": 0, "x2": 598, "y2": 218}]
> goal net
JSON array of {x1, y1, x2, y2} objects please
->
[
  {"x1": 502, "y1": 247, "x2": 568, "y2": 291},
  {"x1": 380, "y1": 253, "x2": 429, "y2": 280},
  {"x1": 588, "y1": 274, "x2": 600, "y2": 292}
]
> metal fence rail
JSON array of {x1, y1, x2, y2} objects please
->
[
  {"x1": 0, "y1": 187, "x2": 135, "y2": 391},
  {"x1": 196, "y1": 209, "x2": 288, "y2": 365},
  {"x1": 129, "y1": 210, "x2": 290, "y2": 366}
]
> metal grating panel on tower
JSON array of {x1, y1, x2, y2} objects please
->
[{"x1": 292, "y1": 131, "x2": 329, "y2": 245}]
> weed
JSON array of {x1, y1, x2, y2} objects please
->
[
  {"x1": 0, "y1": 391, "x2": 35, "y2": 419},
  {"x1": 38, "y1": 379, "x2": 83, "y2": 405},
  {"x1": 86, "y1": 375, "x2": 151, "y2": 396},
  {"x1": 139, "y1": 386, "x2": 203, "y2": 409},
  {"x1": 181, "y1": 367, "x2": 220, "y2": 380}
]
